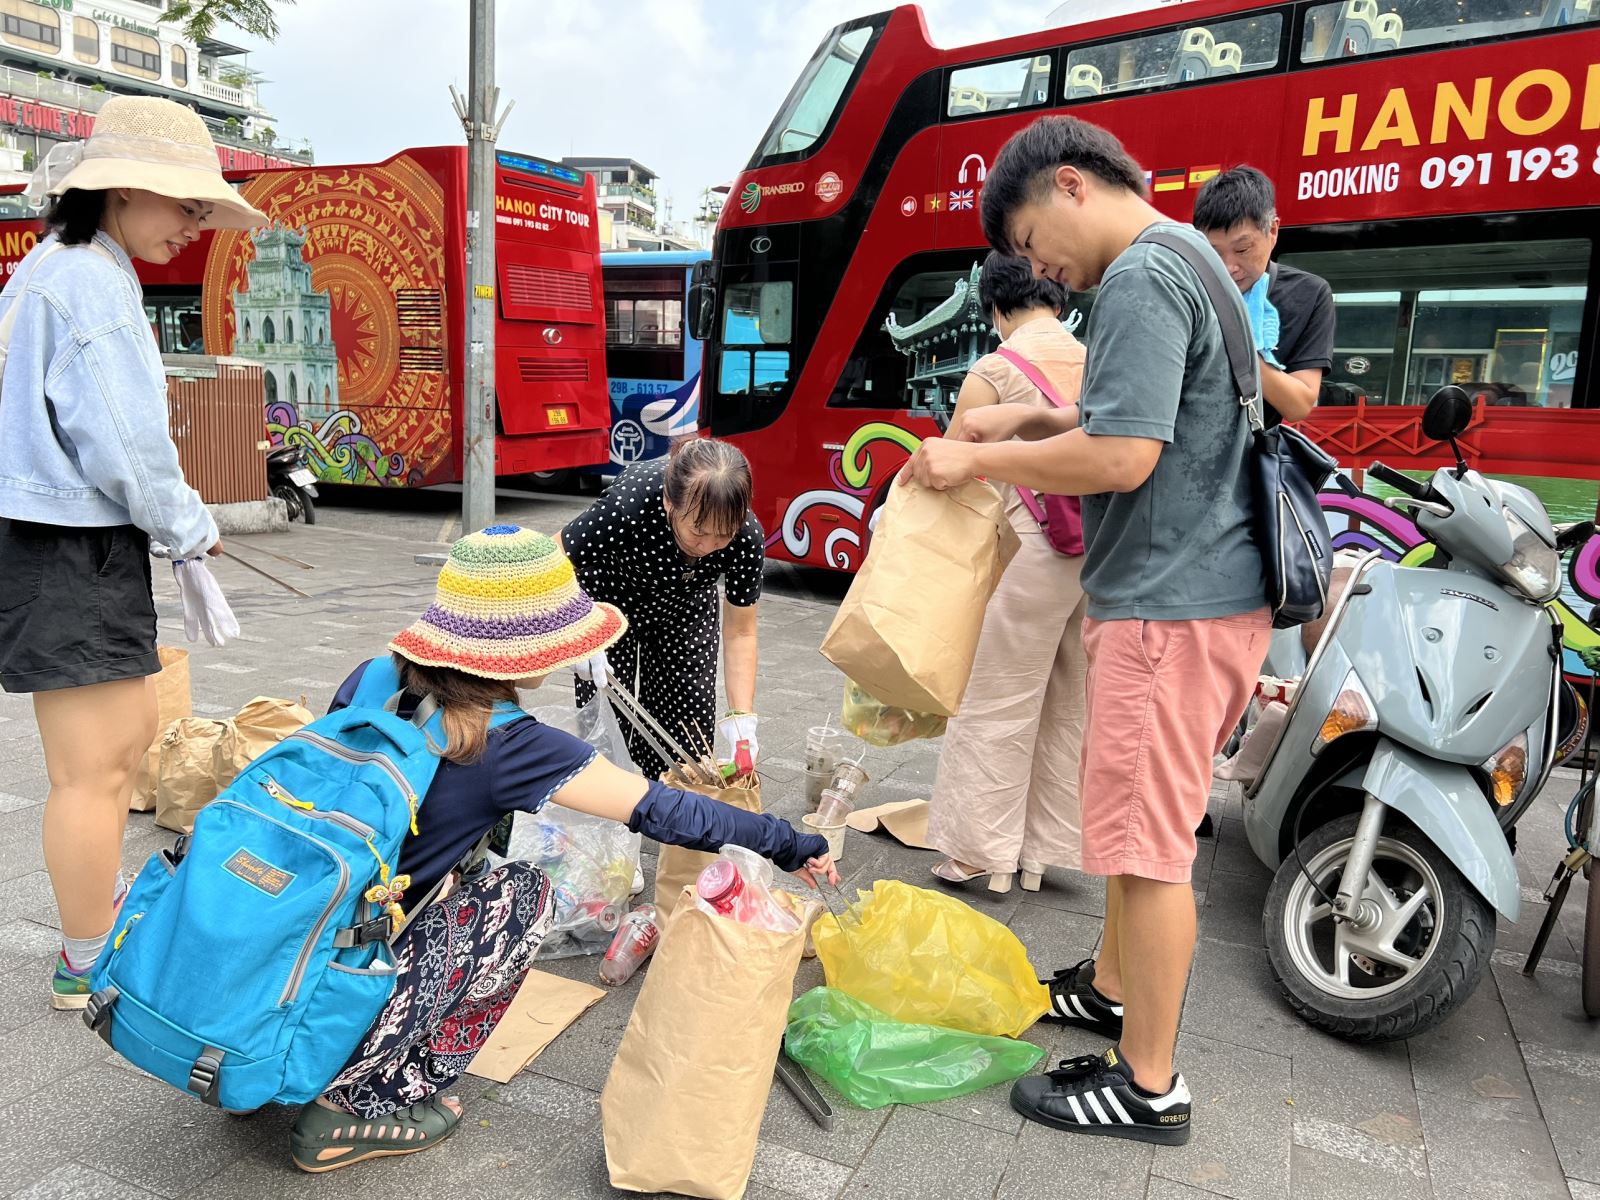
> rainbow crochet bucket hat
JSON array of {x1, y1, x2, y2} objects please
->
[{"x1": 390, "y1": 525, "x2": 626, "y2": 680}]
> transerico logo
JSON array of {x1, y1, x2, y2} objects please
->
[{"x1": 740, "y1": 181, "x2": 806, "y2": 213}]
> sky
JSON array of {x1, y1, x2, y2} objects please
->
[{"x1": 233, "y1": 0, "x2": 1057, "y2": 237}]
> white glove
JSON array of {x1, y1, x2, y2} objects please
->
[
  {"x1": 717, "y1": 712, "x2": 759, "y2": 763},
  {"x1": 573, "y1": 650, "x2": 610, "y2": 690},
  {"x1": 172, "y1": 559, "x2": 240, "y2": 647}
]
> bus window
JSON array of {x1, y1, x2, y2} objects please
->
[
  {"x1": 1301, "y1": 0, "x2": 1593, "y2": 63},
  {"x1": 719, "y1": 277, "x2": 793, "y2": 395},
  {"x1": 757, "y1": 22, "x2": 877, "y2": 159},
  {"x1": 947, "y1": 55, "x2": 1053, "y2": 118},
  {"x1": 1064, "y1": 13, "x2": 1282, "y2": 98},
  {"x1": 1282, "y1": 236, "x2": 1589, "y2": 408}
]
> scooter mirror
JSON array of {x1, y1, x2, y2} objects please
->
[{"x1": 1422, "y1": 386, "x2": 1473, "y2": 442}]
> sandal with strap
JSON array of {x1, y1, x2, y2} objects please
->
[{"x1": 290, "y1": 1096, "x2": 462, "y2": 1174}]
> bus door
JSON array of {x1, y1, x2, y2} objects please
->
[{"x1": 601, "y1": 262, "x2": 697, "y2": 473}]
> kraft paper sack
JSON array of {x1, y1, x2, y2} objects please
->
[
  {"x1": 820, "y1": 478, "x2": 1019, "y2": 717},
  {"x1": 601, "y1": 887, "x2": 818, "y2": 1200},
  {"x1": 130, "y1": 646, "x2": 191, "y2": 812},
  {"x1": 213, "y1": 695, "x2": 312, "y2": 790},
  {"x1": 653, "y1": 779, "x2": 762, "y2": 923},
  {"x1": 154, "y1": 717, "x2": 230, "y2": 834}
]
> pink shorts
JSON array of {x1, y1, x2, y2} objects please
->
[{"x1": 1078, "y1": 610, "x2": 1270, "y2": 882}]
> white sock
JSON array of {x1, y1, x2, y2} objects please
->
[{"x1": 62, "y1": 927, "x2": 112, "y2": 973}]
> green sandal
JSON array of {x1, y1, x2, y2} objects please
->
[{"x1": 290, "y1": 1096, "x2": 462, "y2": 1173}]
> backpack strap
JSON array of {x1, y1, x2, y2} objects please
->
[
  {"x1": 994, "y1": 345, "x2": 1071, "y2": 410},
  {"x1": 1137, "y1": 228, "x2": 1265, "y2": 435}
]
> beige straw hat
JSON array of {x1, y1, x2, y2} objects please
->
[{"x1": 25, "y1": 96, "x2": 267, "y2": 230}]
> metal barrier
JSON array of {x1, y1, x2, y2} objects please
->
[{"x1": 162, "y1": 356, "x2": 268, "y2": 505}]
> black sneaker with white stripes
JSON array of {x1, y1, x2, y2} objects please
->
[
  {"x1": 1011, "y1": 1047, "x2": 1193, "y2": 1146},
  {"x1": 1040, "y1": 958, "x2": 1124, "y2": 1039}
]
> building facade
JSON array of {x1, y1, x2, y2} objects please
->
[
  {"x1": 231, "y1": 224, "x2": 340, "y2": 423},
  {"x1": 560, "y1": 155, "x2": 699, "y2": 251},
  {"x1": 0, "y1": 0, "x2": 309, "y2": 186}
]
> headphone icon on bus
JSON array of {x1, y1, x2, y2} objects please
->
[{"x1": 958, "y1": 154, "x2": 988, "y2": 185}]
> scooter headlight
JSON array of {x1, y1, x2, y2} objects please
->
[
  {"x1": 1498, "y1": 508, "x2": 1560, "y2": 602},
  {"x1": 1480, "y1": 732, "x2": 1529, "y2": 807},
  {"x1": 1313, "y1": 671, "x2": 1378, "y2": 755}
]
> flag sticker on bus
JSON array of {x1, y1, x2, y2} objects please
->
[
  {"x1": 924, "y1": 194, "x2": 946, "y2": 213},
  {"x1": 1153, "y1": 168, "x2": 1186, "y2": 192},
  {"x1": 948, "y1": 189, "x2": 975, "y2": 211},
  {"x1": 1188, "y1": 165, "x2": 1221, "y2": 187}
]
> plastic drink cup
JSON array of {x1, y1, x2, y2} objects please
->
[
  {"x1": 802, "y1": 813, "x2": 846, "y2": 863},
  {"x1": 599, "y1": 904, "x2": 660, "y2": 986},
  {"x1": 805, "y1": 726, "x2": 841, "y2": 774},
  {"x1": 696, "y1": 858, "x2": 746, "y2": 914},
  {"x1": 814, "y1": 789, "x2": 854, "y2": 826},
  {"x1": 828, "y1": 759, "x2": 869, "y2": 802},
  {"x1": 805, "y1": 767, "x2": 832, "y2": 811}
]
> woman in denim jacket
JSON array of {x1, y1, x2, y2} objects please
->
[{"x1": 0, "y1": 97, "x2": 266, "y2": 1008}]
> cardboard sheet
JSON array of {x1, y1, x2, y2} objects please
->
[
  {"x1": 466, "y1": 969, "x2": 606, "y2": 1084},
  {"x1": 845, "y1": 799, "x2": 932, "y2": 850}
]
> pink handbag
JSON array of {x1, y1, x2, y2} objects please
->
[{"x1": 994, "y1": 347, "x2": 1084, "y2": 557}]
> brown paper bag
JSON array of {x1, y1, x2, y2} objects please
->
[
  {"x1": 601, "y1": 888, "x2": 817, "y2": 1200},
  {"x1": 820, "y1": 478, "x2": 1019, "y2": 716},
  {"x1": 155, "y1": 717, "x2": 230, "y2": 834},
  {"x1": 213, "y1": 695, "x2": 313, "y2": 790},
  {"x1": 130, "y1": 647, "x2": 191, "y2": 812},
  {"x1": 653, "y1": 779, "x2": 762, "y2": 922},
  {"x1": 466, "y1": 970, "x2": 606, "y2": 1084}
]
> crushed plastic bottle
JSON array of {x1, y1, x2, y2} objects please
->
[
  {"x1": 694, "y1": 845, "x2": 800, "y2": 933},
  {"x1": 599, "y1": 903, "x2": 660, "y2": 986}
]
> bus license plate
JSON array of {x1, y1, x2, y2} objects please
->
[{"x1": 289, "y1": 468, "x2": 316, "y2": 487}]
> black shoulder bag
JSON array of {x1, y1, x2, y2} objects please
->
[{"x1": 1140, "y1": 230, "x2": 1341, "y2": 629}]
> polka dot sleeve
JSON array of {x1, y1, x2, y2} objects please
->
[
  {"x1": 722, "y1": 513, "x2": 766, "y2": 607},
  {"x1": 559, "y1": 480, "x2": 626, "y2": 585}
]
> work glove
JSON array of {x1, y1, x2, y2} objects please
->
[
  {"x1": 172, "y1": 559, "x2": 240, "y2": 648},
  {"x1": 573, "y1": 649, "x2": 610, "y2": 690},
  {"x1": 717, "y1": 711, "x2": 760, "y2": 766}
]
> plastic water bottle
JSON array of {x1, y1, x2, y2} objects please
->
[
  {"x1": 599, "y1": 904, "x2": 659, "y2": 986},
  {"x1": 694, "y1": 848, "x2": 799, "y2": 933}
]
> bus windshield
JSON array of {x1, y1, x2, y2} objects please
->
[{"x1": 757, "y1": 21, "x2": 878, "y2": 160}]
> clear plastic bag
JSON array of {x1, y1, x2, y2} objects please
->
[
  {"x1": 693, "y1": 845, "x2": 800, "y2": 933},
  {"x1": 578, "y1": 691, "x2": 638, "y2": 772},
  {"x1": 813, "y1": 880, "x2": 1049, "y2": 1038},
  {"x1": 784, "y1": 987, "x2": 1045, "y2": 1109},
  {"x1": 840, "y1": 679, "x2": 947, "y2": 748},
  {"x1": 531, "y1": 802, "x2": 642, "y2": 960}
]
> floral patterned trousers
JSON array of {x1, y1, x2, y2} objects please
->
[{"x1": 321, "y1": 861, "x2": 554, "y2": 1118}]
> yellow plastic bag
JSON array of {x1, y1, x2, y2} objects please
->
[
  {"x1": 840, "y1": 679, "x2": 947, "y2": 747},
  {"x1": 813, "y1": 880, "x2": 1048, "y2": 1038}
]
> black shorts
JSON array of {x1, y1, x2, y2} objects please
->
[{"x1": 0, "y1": 519, "x2": 159, "y2": 693}]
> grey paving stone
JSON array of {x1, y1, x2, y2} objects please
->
[
  {"x1": 0, "y1": 789, "x2": 41, "y2": 813},
  {"x1": 0, "y1": 916, "x2": 61, "y2": 970},
  {"x1": 1006, "y1": 898, "x2": 1102, "y2": 976},
  {"x1": 1154, "y1": 1033, "x2": 1292, "y2": 1200},
  {"x1": 748, "y1": 1140, "x2": 854, "y2": 1199},
  {"x1": 1147, "y1": 1180, "x2": 1240, "y2": 1200},
  {"x1": 1519, "y1": 1040, "x2": 1600, "y2": 1186},
  {"x1": 1286, "y1": 1142, "x2": 1429, "y2": 1200},
  {"x1": 491, "y1": 1070, "x2": 602, "y2": 1126},
  {"x1": 1491, "y1": 954, "x2": 1600, "y2": 1058},
  {"x1": 837, "y1": 1106, "x2": 1014, "y2": 1200},
  {"x1": 1407, "y1": 962, "x2": 1533, "y2": 1102},
  {"x1": 1285, "y1": 1032, "x2": 1419, "y2": 1137},
  {"x1": 996, "y1": 1108, "x2": 1152, "y2": 1199},
  {"x1": 1179, "y1": 937, "x2": 1312, "y2": 1062},
  {"x1": 0, "y1": 1009, "x2": 116, "y2": 1102},
  {"x1": 1571, "y1": 1180, "x2": 1600, "y2": 1200},
  {"x1": 1416, "y1": 1087, "x2": 1569, "y2": 1200},
  {"x1": 12, "y1": 1161, "x2": 166, "y2": 1200},
  {"x1": 0, "y1": 869, "x2": 58, "y2": 928},
  {"x1": 1196, "y1": 870, "x2": 1271, "y2": 951},
  {"x1": 1289, "y1": 1115, "x2": 1426, "y2": 1182},
  {"x1": 1210, "y1": 818, "x2": 1273, "y2": 881},
  {"x1": 757, "y1": 1065, "x2": 891, "y2": 1167}
]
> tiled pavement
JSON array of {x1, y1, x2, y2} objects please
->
[{"x1": 0, "y1": 496, "x2": 1595, "y2": 1199}]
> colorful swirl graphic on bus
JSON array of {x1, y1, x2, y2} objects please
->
[
  {"x1": 772, "y1": 422, "x2": 920, "y2": 570},
  {"x1": 266, "y1": 401, "x2": 409, "y2": 486}
]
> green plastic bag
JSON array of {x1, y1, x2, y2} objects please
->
[{"x1": 784, "y1": 988, "x2": 1045, "y2": 1110}]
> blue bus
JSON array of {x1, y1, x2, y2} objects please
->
[{"x1": 596, "y1": 250, "x2": 707, "y2": 477}]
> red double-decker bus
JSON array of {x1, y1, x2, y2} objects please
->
[
  {"x1": 1, "y1": 146, "x2": 610, "y2": 488},
  {"x1": 693, "y1": 0, "x2": 1600, "y2": 593}
]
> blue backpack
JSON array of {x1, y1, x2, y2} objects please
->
[{"x1": 84, "y1": 659, "x2": 527, "y2": 1112}]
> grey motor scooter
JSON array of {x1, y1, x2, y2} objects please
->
[{"x1": 1238, "y1": 388, "x2": 1589, "y2": 1041}]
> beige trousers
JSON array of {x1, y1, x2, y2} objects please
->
[{"x1": 927, "y1": 530, "x2": 1088, "y2": 873}]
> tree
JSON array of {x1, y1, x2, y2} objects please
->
[{"x1": 160, "y1": 0, "x2": 296, "y2": 44}]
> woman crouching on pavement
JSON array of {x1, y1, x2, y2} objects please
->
[{"x1": 290, "y1": 524, "x2": 837, "y2": 1173}]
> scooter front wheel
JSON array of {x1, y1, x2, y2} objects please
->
[{"x1": 1264, "y1": 813, "x2": 1495, "y2": 1042}]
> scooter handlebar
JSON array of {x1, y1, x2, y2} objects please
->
[{"x1": 1368, "y1": 461, "x2": 1428, "y2": 499}]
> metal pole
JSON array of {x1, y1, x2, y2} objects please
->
[{"x1": 459, "y1": 0, "x2": 500, "y2": 535}]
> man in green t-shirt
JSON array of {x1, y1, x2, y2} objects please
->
[{"x1": 906, "y1": 115, "x2": 1270, "y2": 1147}]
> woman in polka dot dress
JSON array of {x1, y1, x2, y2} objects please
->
[{"x1": 560, "y1": 439, "x2": 765, "y2": 779}]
